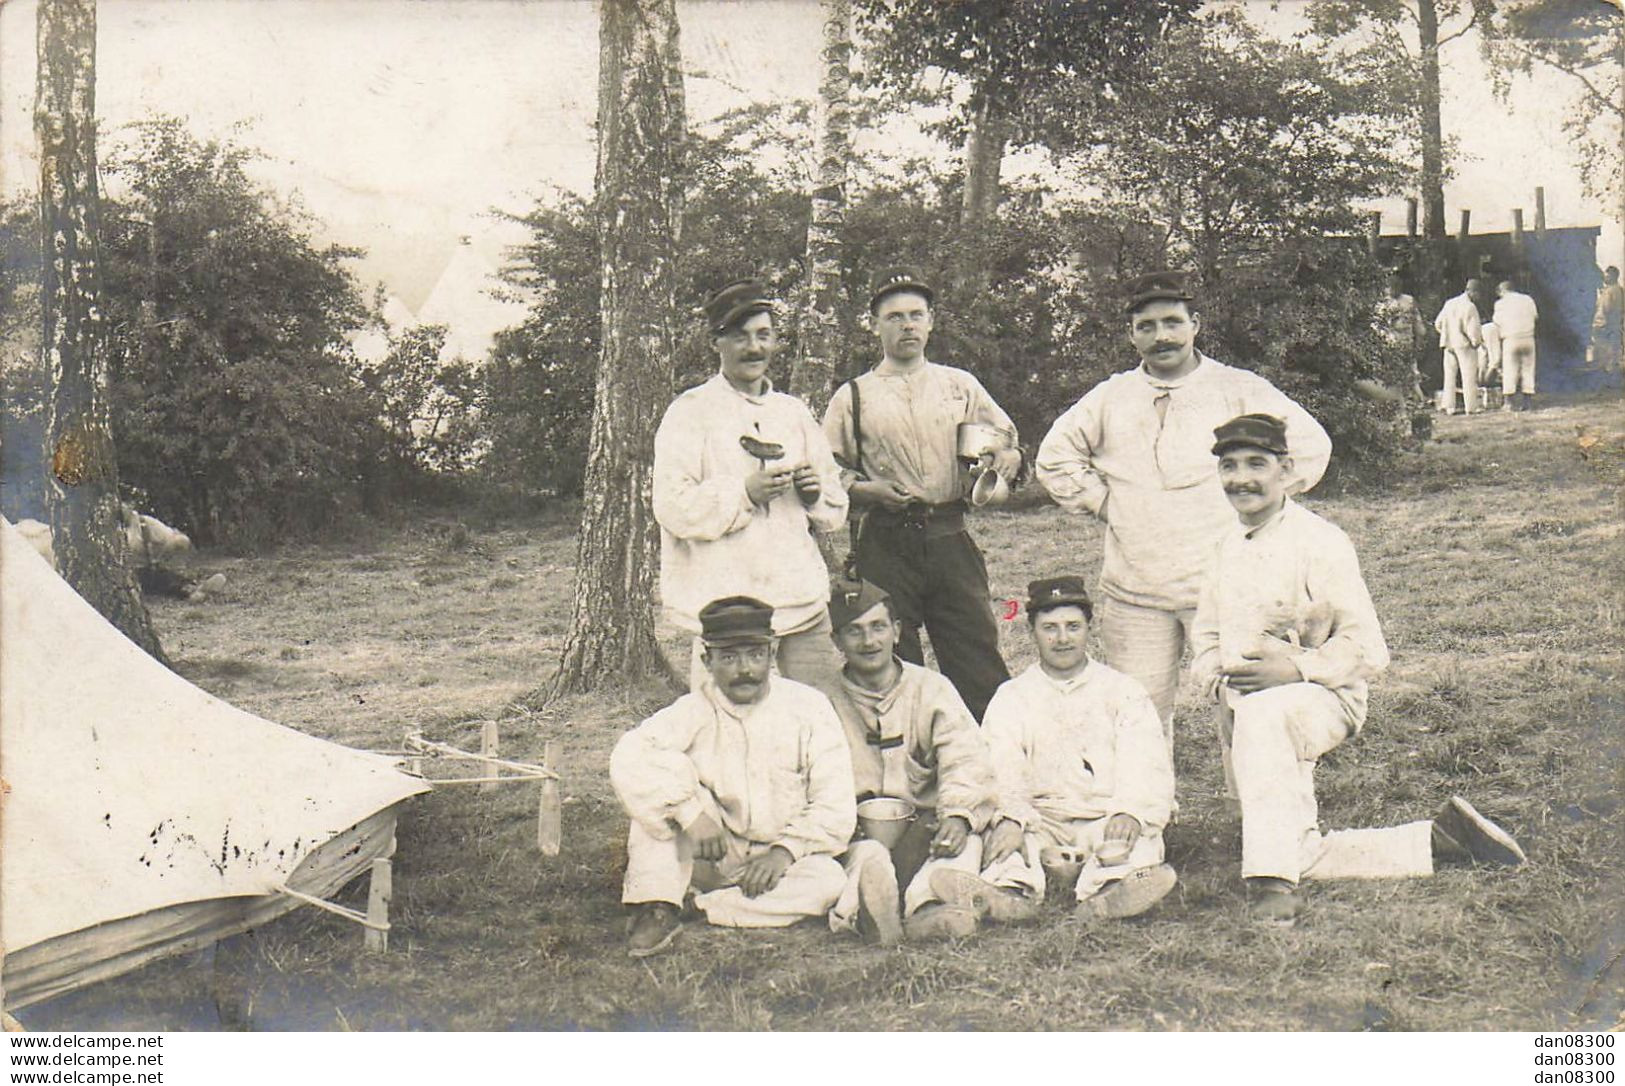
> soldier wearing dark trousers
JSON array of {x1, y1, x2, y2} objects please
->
[{"x1": 822, "y1": 268, "x2": 1019, "y2": 720}]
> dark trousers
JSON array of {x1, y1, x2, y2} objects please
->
[{"x1": 854, "y1": 512, "x2": 1010, "y2": 720}]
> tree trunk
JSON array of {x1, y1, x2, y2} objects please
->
[
  {"x1": 36, "y1": 0, "x2": 165, "y2": 661},
  {"x1": 1417, "y1": 0, "x2": 1447, "y2": 244},
  {"x1": 549, "y1": 0, "x2": 684, "y2": 698},
  {"x1": 789, "y1": 0, "x2": 852, "y2": 417},
  {"x1": 954, "y1": 79, "x2": 1009, "y2": 296},
  {"x1": 1411, "y1": 0, "x2": 1450, "y2": 330}
]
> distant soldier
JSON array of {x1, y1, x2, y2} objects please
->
[
  {"x1": 822, "y1": 267, "x2": 1018, "y2": 721},
  {"x1": 1375, "y1": 273, "x2": 1427, "y2": 403},
  {"x1": 611, "y1": 597, "x2": 854, "y2": 957},
  {"x1": 1492, "y1": 280, "x2": 1539, "y2": 412},
  {"x1": 654, "y1": 280, "x2": 848, "y2": 693},
  {"x1": 1590, "y1": 266, "x2": 1623, "y2": 374},
  {"x1": 1190, "y1": 414, "x2": 1525, "y2": 926},
  {"x1": 1433, "y1": 279, "x2": 1485, "y2": 415}
]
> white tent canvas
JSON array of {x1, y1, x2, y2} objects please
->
[{"x1": 0, "y1": 517, "x2": 429, "y2": 1011}]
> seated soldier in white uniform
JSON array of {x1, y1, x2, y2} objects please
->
[
  {"x1": 957, "y1": 576, "x2": 1179, "y2": 923},
  {"x1": 610, "y1": 596, "x2": 856, "y2": 957},
  {"x1": 821, "y1": 579, "x2": 1009, "y2": 944},
  {"x1": 1191, "y1": 413, "x2": 1526, "y2": 926}
]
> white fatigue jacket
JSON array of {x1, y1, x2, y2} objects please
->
[
  {"x1": 829, "y1": 660, "x2": 998, "y2": 831},
  {"x1": 1189, "y1": 500, "x2": 1390, "y2": 731},
  {"x1": 653, "y1": 374, "x2": 848, "y2": 635},
  {"x1": 609, "y1": 676, "x2": 856, "y2": 861},
  {"x1": 1492, "y1": 291, "x2": 1538, "y2": 341},
  {"x1": 1035, "y1": 354, "x2": 1331, "y2": 611},
  {"x1": 982, "y1": 661, "x2": 1174, "y2": 831},
  {"x1": 1433, "y1": 293, "x2": 1483, "y2": 352},
  {"x1": 822, "y1": 360, "x2": 1017, "y2": 505}
]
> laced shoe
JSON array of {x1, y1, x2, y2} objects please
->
[
  {"x1": 1076, "y1": 863, "x2": 1177, "y2": 920},
  {"x1": 626, "y1": 902, "x2": 682, "y2": 958},
  {"x1": 929, "y1": 868, "x2": 1041, "y2": 925},
  {"x1": 1431, "y1": 796, "x2": 1526, "y2": 866},
  {"x1": 1245, "y1": 876, "x2": 1300, "y2": 927},
  {"x1": 903, "y1": 903, "x2": 980, "y2": 941}
]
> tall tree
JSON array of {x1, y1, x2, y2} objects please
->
[
  {"x1": 35, "y1": 0, "x2": 164, "y2": 659},
  {"x1": 1480, "y1": 0, "x2": 1624, "y2": 267},
  {"x1": 1307, "y1": 0, "x2": 1481, "y2": 312},
  {"x1": 790, "y1": 0, "x2": 853, "y2": 415},
  {"x1": 549, "y1": 0, "x2": 685, "y2": 697},
  {"x1": 854, "y1": 0, "x2": 1198, "y2": 291}
]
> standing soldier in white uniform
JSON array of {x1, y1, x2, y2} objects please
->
[
  {"x1": 1035, "y1": 271, "x2": 1331, "y2": 754},
  {"x1": 1433, "y1": 279, "x2": 1486, "y2": 416},
  {"x1": 1492, "y1": 279, "x2": 1539, "y2": 412},
  {"x1": 654, "y1": 280, "x2": 848, "y2": 693},
  {"x1": 1191, "y1": 414, "x2": 1526, "y2": 926}
]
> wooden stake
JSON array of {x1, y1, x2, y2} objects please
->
[
  {"x1": 1513, "y1": 208, "x2": 1525, "y2": 247},
  {"x1": 406, "y1": 729, "x2": 422, "y2": 777},
  {"x1": 1458, "y1": 209, "x2": 1471, "y2": 241},
  {"x1": 364, "y1": 858, "x2": 392, "y2": 953},
  {"x1": 1535, "y1": 187, "x2": 1547, "y2": 237},
  {"x1": 480, "y1": 720, "x2": 500, "y2": 793},
  {"x1": 1366, "y1": 210, "x2": 1382, "y2": 254},
  {"x1": 1406, "y1": 197, "x2": 1419, "y2": 239},
  {"x1": 538, "y1": 740, "x2": 562, "y2": 857}
]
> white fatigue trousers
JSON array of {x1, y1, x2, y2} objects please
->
[
  {"x1": 981, "y1": 814, "x2": 1165, "y2": 903},
  {"x1": 622, "y1": 817, "x2": 845, "y2": 928},
  {"x1": 1098, "y1": 595, "x2": 1196, "y2": 747},
  {"x1": 1228, "y1": 683, "x2": 1432, "y2": 883},
  {"x1": 1441, "y1": 347, "x2": 1481, "y2": 413},
  {"x1": 1501, "y1": 335, "x2": 1537, "y2": 395}
]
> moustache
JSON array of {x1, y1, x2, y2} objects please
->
[{"x1": 1224, "y1": 485, "x2": 1264, "y2": 496}]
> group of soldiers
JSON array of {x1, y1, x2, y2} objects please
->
[
  {"x1": 610, "y1": 268, "x2": 1527, "y2": 958},
  {"x1": 1380, "y1": 273, "x2": 1542, "y2": 417}
]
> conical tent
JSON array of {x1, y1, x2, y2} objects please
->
[{"x1": 0, "y1": 517, "x2": 430, "y2": 1011}]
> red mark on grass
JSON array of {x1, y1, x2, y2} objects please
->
[{"x1": 999, "y1": 599, "x2": 1020, "y2": 621}]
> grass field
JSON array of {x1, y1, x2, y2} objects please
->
[{"x1": 18, "y1": 396, "x2": 1625, "y2": 1032}]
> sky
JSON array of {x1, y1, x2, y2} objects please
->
[{"x1": 1, "y1": 0, "x2": 1619, "y2": 327}]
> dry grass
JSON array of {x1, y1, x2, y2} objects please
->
[{"x1": 17, "y1": 396, "x2": 1625, "y2": 1032}]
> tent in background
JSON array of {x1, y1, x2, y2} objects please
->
[{"x1": 0, "y1": 517, "x2": 430, "y2": 1012}]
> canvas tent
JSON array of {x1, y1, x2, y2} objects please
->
[{"x1": 0, "y1": 516, "x2": 430, "y2": 1012}]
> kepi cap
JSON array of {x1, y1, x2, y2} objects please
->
[
  {"x1": 1026, "y1": 576, "x2": 1093, "y2": 620},
  {"x1": 1211, "y1": 413, "x2": 1289, "y2": 457},
  {"x1": 704, "y1": 280, "x2": 774, "y2": 335},
  {"x1": 869, "y1": 266, "x2": 934, "y2": 311},
  {"x1": 699, "y1": 596, "x2": 776, "y2": 646},
  {"x1": 828, "y1": 578, "x2": 891, "y2": 631},
  {"x1": 1122, "y1": 270, "x2": 1195, "y2": 314}
]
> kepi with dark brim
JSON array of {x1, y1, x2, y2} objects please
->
[
  {"x1": 1211, "y1": 413, "x2": 1290, "y2": 457},
  {"x1": 828, "y1": 577, "x2": 891, "y2": 631},
  {"x1": 1026, "y1": 576, "x2": 1093, "y2": 621},
  {"x1": 1122, "y1": 270, "x2": 1195, "y2": 314},
  {"x1": 704, "y1": 280, "x2": 775, "y2": 335},
  {"x1": 699, "y1": 595, "x2": 776, "y2": 646},
  {"x1": 868, "y1": 266, "x2": 934, "y2": 312}
]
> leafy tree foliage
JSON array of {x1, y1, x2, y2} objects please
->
[
  {"x1": 1479, "y1": 0, "x2": 1623, "y2": 211},
  {"x1": 99, "y1": 119, "x2": 375, "y2": 544}
]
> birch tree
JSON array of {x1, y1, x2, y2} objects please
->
[
  {"x1": 36, "y1": 0, "x2": 164, "y2": 659},
  {"x1": 789, "y1": 0, "x2": 853, "y2": 416},
  {"x1": 549, "y1": 0, "x2": 685, "y2": 696}
]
